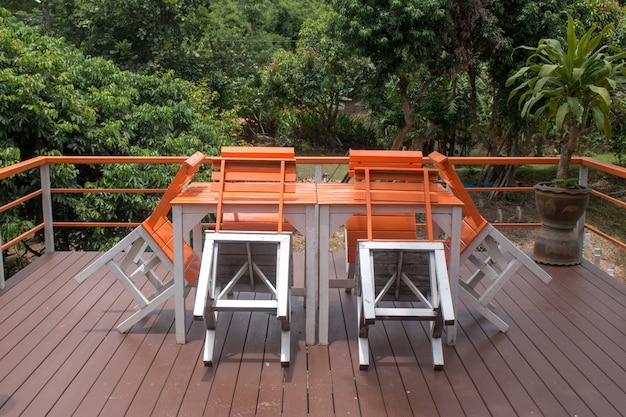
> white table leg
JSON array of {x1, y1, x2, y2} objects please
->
[
  {"x1": 305, "y1": 205, "x2": 318, "y2": 345},
  {"x1": 446, "y1": 206, "x2": 462, "y2": 345},
  {"x1": 318, "y1": 205, "x2": 330, "y2": 345},
  {"x1": 317, "y1": 207, "x2": 352, "y2": 345},
  {"x1": 173, "y1": 205, "x2": 187, "y2": 344}
]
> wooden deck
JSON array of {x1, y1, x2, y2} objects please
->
[{"x1": 1, "y1": 249, "x2": 625, "y2": 417}]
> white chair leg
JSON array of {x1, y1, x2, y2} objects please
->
[
  {"x1": 116, "y1": 281, "x2": 176, "y2": 333},
  {"x1": 357, "y1": 293, "x2": 370, "y2": 370},
  {"x1": 280, "y1": 327, "x2": 290, "y2": 367},
  {"x1": 431, "y1": 336, "x2": 444, "y2": 371},
  {"x1": 460, "y1": 288, "x2": 510, "y2": 332},
  {"x1": 204, "y1": 328, "x2": 216, "y2": 366},
  {"x1": 358, "y1": 335, "x2": 370, "y2": 370}
]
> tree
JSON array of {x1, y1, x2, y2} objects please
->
[
  {"x1": 263, "y1": 12, "x2": 373, "y2": 148},
  {"x1": 507, "y1": 15, "x2": 626, "y2": 179},
  {"x1": 331, "y1": 0, "x2": 451, "y2": 149},
  {"x1": 0, "y1": 9, "x2": 235, "y2": 253}
]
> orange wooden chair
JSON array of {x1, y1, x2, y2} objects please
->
[
  {"x1": 428, "y1": 151, "x2": 552, "y2": 332},
  {"x1": 345, "y1": 150, "x2": 454, "y2": 369},
  {"x1": 193, "y1": 147, "x2": 294, "y2": 367},
  {"x1": 344, "y1": 150, "x2": 430, "y2": 279},
  {"x1": 74, "y1": 152, "x2": 205, "y2": 333}
]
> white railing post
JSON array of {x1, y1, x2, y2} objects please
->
[
  {"x1": 1, "y1": 232, "x2": 5, "y2": 289},
  {"x1": 314, "y1": 163, "x2": 323, "y2": 183},
  {"x1": 40, "y1": 164, "x2": 55, "y2": 253},
  {"x1": 577, "y1": 165, "x2": 589, "y2": 259}
]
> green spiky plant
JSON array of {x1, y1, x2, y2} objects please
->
[{"x1": 506, "y1": 15, "x2": 626, "y2": 181}]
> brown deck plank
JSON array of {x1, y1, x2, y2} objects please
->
[
  {"x1": 1, "y1": 250, "x2": 625, "y2": 417},
  {"x1": 367, "y1": 319, "x2": 414, "y2": 416},
  {"x1": 543, "y1": 263, "x2": 626, "y2": 343},
  {"x1": 280, "y1": 307, "x2": 308, "y2": 417},
  {"x1": 403, "y1": 320, "x2": 466, "y2": 417},
  {"x1": 504, "y1": 270, "x2": 626, "y2": 416},
  {"x1": 454, "y1": 301, "x2": 541, "y2": 417},
  {"x1": 329, "y1": 252, "x2": 389, "y2": 417},
  {"x1": 17, "y1": 276, "x2": 122, "y2": 416},
  {"x1": 428, "y1": 325, "x2": 486, "y2": 417},
  {"x1": 71, "y1": 301, "x2": 160, "y2": 415},
  {"x1": 255, "y1": 309, "x2": 285, "y2": 417},
  {"x1": 149, "y1": 317, "x2": 205, "y2": 417},
  {"x1": 0, "y1": 252, "x2": 95, "y2": 355},
  {"x1": 44, "y1": 273, "x2": 145, "y2": 416},
  {"x1": 384, "y1": 319, "x2": 442, "y2": 417},
  {"x1": 307, "y1": 345, "x2": 335, "y2": 415},
  {"x1": 514, "y1": 268, "x2": 626, "y2": 387},
  {"x1": 204, "y1": 308, "x2": 250, "y2": 416},
  {"x1": 175, "y1": 312, "x2": 233, "y2": 417},
  {"x1": 458, "y1": 292, "x2": 567, "y2": 417},
  {"x1": 0, "y1": 253, "x2": 103, "y2": 411},
  {"x1": 124, "y1": 313, "x2": 189, "y2": 416},
  {"x1": 329, "y1": 252, "x2": 390, "y2": 417},
  {"x1": 229, "y1": 297, "x2": 270, "y2": 417},
  {"x1": 493, "y1": 276, "x2": 599, "y2": 417},
  {"x1": 327, "y1": 285, "x2": 361, "y2": 416},
  {"x1": 66, "y1": 263, "x2": 175, "y2": 417},
  {"x1": 97, "y1": 299, "x2": 176, "y2": 416}
]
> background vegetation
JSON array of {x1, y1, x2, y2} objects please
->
[{"x1": 1, "y1": 0, "x2": 626, "y2": 274}]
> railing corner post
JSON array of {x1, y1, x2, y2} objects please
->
[
  {"x1": 1, "y1": 233, "x2": 5, "y2": 289},
  {"x1": 40, "y1": 164, "x2": 55, "y2": 253}
]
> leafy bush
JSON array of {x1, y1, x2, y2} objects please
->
[{"x1": 0, "y1": 9, "x2": 236, "y2": 257}]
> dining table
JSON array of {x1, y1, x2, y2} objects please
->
[{"x1": 170, "y1": 163, "x2": 465, "y2": 346}]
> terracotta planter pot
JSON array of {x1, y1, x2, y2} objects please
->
[{"x1": 533, "y1": 183, "x2": 592, "y2": 265}]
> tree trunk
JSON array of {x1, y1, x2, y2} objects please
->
[
  {"x1": 468, "y1": 64, "x2": 485, "y2": 147},
  {"x1": 557, "y1": 124, "x2": 580, "y2": 179},
  {"x1": 391, "y1": 74, "x2": 414, "y2": 150},
  {"x1": 42, "y1": 0, "x2": 51, "y2": 28}
]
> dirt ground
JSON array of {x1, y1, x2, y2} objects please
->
[
  {"x1": 294, "y1": 225, "x2": 625, "y2": 285},
  {"x1": 293, "y1": 201, "x2": 626, "y2": 286}
]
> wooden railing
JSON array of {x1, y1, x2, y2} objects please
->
[{"x1": 2, "y1": 154, "x2": 626, "y2": 288}]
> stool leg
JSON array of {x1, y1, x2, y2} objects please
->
[
  {"x1": 203, "y1": 329, "x2": 215, "y2": 366},
  {"x1": 357, "y1": 294, "x2": 370, "y2": 370},
  {"x1": 203, "y1": 310, "x2": 217, "y2": 366},
  {"x1": 280, "y1": 324, "x2": 290, "y2": 367}
]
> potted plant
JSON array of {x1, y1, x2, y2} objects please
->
[{"x1": 506, "y1": 15, "x2": 626, "y2": 265}]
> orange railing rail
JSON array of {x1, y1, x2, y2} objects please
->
[{"x1": 2, "y1": 154, "x2": 626, "y2": 288}]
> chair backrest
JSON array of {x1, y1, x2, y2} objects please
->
[
  {"x1": 428, "y1": 151, "x2": 489, "y2": 250},
  {"x1": 145, "y1": 151, "x2": 206, "y2": 230},
  {"x1": 348, "y1": 149, "x2": 423, "y2": 174},
  {"x1": 348, "y1": 149, "x2": 435, "y2": 201},
  {"x1": 212, "y1": 146, "x2": 296, "y2": 233},
  {"x1": 143, "y1": 151, "x2": 205, "y2": 284},
  {"x1": 348, "y1": 149, "x2": 438, "y2": 241}
]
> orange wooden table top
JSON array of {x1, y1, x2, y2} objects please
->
[
  {"x1": 173, "y1": 181, "x2": 318, "y2": 205},
  {"x1": 315, "y1": 181, "x2": 463, "y2": 207}
]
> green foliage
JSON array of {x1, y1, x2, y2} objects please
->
[
  {"x1": 507, "y1": 14, "x2": 626, "y2": 178},
  {"x1": 331, "y1": 0, "x2": 450, "y2": 76},
  {"x1": 0, "y1": 10, "x2": 232, "y2": 159},
  {"x1": 262, "y1": 11, "x2": 374, "y2": 149},
  {"x1": 0, "y1": 9, "x2": 235, "y2": 254}
]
